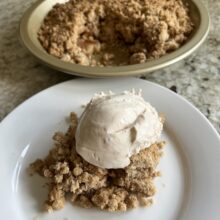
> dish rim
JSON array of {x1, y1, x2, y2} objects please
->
[{"x1": 19, "y1": 0, "x2": 210, "y2": 77}]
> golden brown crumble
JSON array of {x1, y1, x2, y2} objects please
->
[
  {"x1": 38, "y1": 0, "x2": 193, "y2": 66},
  {"x1": 29, "y1": 112, "x2": 165, "y2": 212}
]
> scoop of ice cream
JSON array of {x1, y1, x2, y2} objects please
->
[{"x1": 75, "y1": 90, "x2": 163, "y2": 169}]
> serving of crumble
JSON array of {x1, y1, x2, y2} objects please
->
[{"x1": 29, "y1": 112, "x2": 165, "y2": 212}]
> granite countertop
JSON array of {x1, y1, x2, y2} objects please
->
[{"x1": 0, "y1": 0, "x2": 219, "y2": 133}]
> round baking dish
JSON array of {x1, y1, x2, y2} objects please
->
[{"x1": 19, "y1": 0, "x2": 209, "y2": 77}]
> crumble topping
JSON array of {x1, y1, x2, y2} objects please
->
[{"x1": 38, "y1": 0, "x2": 193, "y2": 66}]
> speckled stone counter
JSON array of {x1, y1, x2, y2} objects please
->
[{"x1": 0, "y1": 0, "x2": 219, "y2": 133}]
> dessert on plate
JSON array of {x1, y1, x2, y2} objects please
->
[{"x1": 30, "y1": 90, "x2": 165, "y2": 212}]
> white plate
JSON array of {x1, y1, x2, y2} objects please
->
[{"x1": 0, "y1": 78, "x2": 220, "y2": 220}]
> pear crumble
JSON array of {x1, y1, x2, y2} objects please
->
[
  {"x1": 29, "y1": 112, "x2": 165, "y2": 212},
  {"x1": 38, "y1": 0, "x2": 193, "y2": 66}
]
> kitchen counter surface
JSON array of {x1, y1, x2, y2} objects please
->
[{"x1": 0, "y1": 0, "x2": 219, "y2": 133}]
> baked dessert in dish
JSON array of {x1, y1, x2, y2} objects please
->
[
  {"x1": 29, "y1": 90, "x2": 165, "y2": 212},
  {"x1": 38, "y1": 0, "x2": 193, "y2": 66}
]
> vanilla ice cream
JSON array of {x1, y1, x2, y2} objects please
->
[{"x1": 75, "y1": 90, "x2": 163, "y2": 169}]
